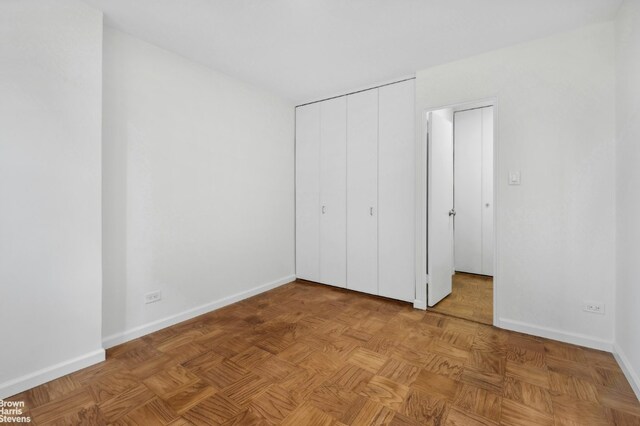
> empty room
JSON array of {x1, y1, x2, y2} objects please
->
[{"x1": 1, "y1": 0, "x2": 639, "y2": 424}]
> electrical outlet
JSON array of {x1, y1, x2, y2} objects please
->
[
  {"x1": 145, "y1": 291, "x2": 162, "y2": 304},
  {"x1": 508, "y1": 171, "x2": 521, "y2": 185},
  {"x1": 583, "y1": 302, "x2": 604, "y2": 314}
]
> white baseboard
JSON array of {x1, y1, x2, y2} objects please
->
[
  {"x1": 0, "y1": 349, "x2": 105, "y2": 400},
  {"x1": 102, "y1": 275, "x2": 296, "y2": 349},
  {"x1": 413, "y1": 299, "x2": 427, "y2": 310},
  {"x1": 613, "y1": 343, "x2": 640, "y2": 401},
  {"x1": 498, "y1": 318, "x2": 613, "y2": 352}
]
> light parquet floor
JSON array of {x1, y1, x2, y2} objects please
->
[
  {"x1": 429, "y1": 273, "x2": 494, "y2": 325},
  {"x1": 8, "y1": 280, "x2": 640, "y2": 425}
]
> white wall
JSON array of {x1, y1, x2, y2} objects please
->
[
  {"x1": 416, "y1": 23, "x2": 616, "y2": 349},
  {"x1": 0, "y1": 0, "x2": 104, "y2": 398},
  {"x1": 614, "y1": 0, "x2": 640, "y2": 398},
  {"x1": 102, "y1": 29, "x2": 295, "y2": 346}
]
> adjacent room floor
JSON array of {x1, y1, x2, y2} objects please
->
[
  {"x1": 429, "y1": 272, "x2": 493, "y2": 325},
  {"x1": 9, "y1": 281, "x2": 640, "y2": 425}
]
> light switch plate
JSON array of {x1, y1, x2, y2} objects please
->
[{"x1": 509, "y1": 171, "x2": 521, "y2": 185}]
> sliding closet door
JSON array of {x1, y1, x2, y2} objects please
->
[
  {"x1": 347, "y1": 89, "x2": 378, "y2": 295},
  {"x1": 295, "y1": 103, "x2": 320, "y2": 281},
  {"x1": 378, "y1": 80, "x2": 415, "y2": 302},
  {"x1": 319, "y1": 97, "x2": 347, "y2": 287}
]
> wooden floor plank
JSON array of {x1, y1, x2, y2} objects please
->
[
  {"x1": 8, "y1": 280, "x2": 637, "y2": 425},
  {"x1": 428, "y1": 273, "x2": 493, "y2": 325},
  {"x1": 97, "y1": 383, "x2": 156, "y2": 422},
  {"x1": 452, "y1": 383, "x2": 501, "y2": 423}
]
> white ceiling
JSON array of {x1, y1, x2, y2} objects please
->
[{"x1": 84, "y1": 0, "x2": 622, "y2": 104}]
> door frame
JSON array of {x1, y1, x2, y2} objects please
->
[{"x1": 414, "y1": 97, "x2": 499, "y2": 327}]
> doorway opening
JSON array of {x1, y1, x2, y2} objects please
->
[{"x1": 424, "y1": 101, "x2": 496, "y2": 325}]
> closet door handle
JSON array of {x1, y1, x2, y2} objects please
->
[
  {"x1": 322, "y1": 205, "x2": 326, "y2": 214},
  {"x1": 370, "y1": 207, "x2": 374, "y2": 216}
]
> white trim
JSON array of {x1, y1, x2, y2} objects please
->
[
  {"x1": 0, "y1": 349, "x2": 105, "y2": 399},
  {"x1": 417, "y1": 96, "x2": 498, "y2": 324},
  {"x1": 498, "y1": 318, "x2": 613, "y2": 351},
  {"x1": 491, "y1": 99, "x2": 500, "y2": 327},
  {"x1": 613, "y1": 343, "x2": 640, "y2": 401},
  {"x1": 413, "y1": 299, "x2": 427, "y2": 310},
  {"x1": 102, "y1": 275, "x2": 296, "y2": 348},
  {"x1": 299, "y1": 75, "x2": 416, "y2": 107},
  {"x1": 413, "y1": 110, "x2": 428, "y2": 306}
]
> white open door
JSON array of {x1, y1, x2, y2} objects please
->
[{"x1": 427, "y1": 110, "x2": 454, "y2": 307}]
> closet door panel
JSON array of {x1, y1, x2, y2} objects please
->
[
  {"x1": 319, "y1": 97, "x2": 347, "y2": 287},
  {"x1": 454, "y1": 108, "x2": 483, "y2": 274},
  {"x1": 346, "y1": 89, "x2": 378, "y2": 295},
  {"x1": 295, "y1": 103, "x2": 321, "y2": 281},
  {"x1": 378, "y1": 80, "x2": 415, "y2": 302},
  {"x1": 481, "y1": 107, "x2": 494, "y2": 275}
]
